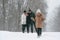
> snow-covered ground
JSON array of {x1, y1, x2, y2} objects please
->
[{"x1": 0, "y1": 31, "x2": 60, "y2": 40}]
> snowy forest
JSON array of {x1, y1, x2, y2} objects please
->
[
  {"x1": 0, "y1": 0, "x2": 60, "y2": 32},
  {"x1": 0, "y1": 0, "x2": 47, "y2": 32}
]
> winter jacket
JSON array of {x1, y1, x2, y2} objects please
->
[
  {"x1": 26, "y1": 11, "x2": 35, "y2": 24},
  {"x1": 35, "y1": 13, "x2": 45, "y2": 28},
  {"x1": 21, "y1": 13, "x2": 27, "y2": 24},
  {"x1": 35, "y1": 9, "x2": 45, "y2": 28}
]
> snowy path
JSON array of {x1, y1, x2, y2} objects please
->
[{"x1": 0, "y1": 31, "x2": 60, "y2": 40}]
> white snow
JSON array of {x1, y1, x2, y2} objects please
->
[{"x1": 0, "y1": 31, "x2": 60, "y2": 40}]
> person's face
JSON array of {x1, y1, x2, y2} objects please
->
[
  {"x1": 24, "y1": 12, "x2": 26, "y2": 14},
  {"x1": 36, "y1": 12, "x2": 42, "y2": 16},
  {"x1": 29, "y1": 11, "x2": 31, "y2": 13},
  {"x1": 39, "y1": 13, "x2": 42, "y2": 16}
]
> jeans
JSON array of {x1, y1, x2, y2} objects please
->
[{"x1": 27, "y1": 21, "x2": 36, "y2": 33}]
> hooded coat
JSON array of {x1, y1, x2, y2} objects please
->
[{"x1": 35, "y1": 9, "x2": 45, "y2": 28}]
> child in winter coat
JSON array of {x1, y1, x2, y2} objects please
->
[{"x1": 35, "y1": 9, "x2": 45, "y2": 36}]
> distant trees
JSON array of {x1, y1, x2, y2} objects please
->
[{"x1": 0, "y1": 0, "x2": 47, "y2": 32}]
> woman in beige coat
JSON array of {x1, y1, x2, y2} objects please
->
[{"x1": 35, "y1": 9, "x2": 45, "y2": 36}]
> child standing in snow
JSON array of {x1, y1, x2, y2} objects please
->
[{"x1": 35, "y1": 9, "x2": 45, "y2": 36}]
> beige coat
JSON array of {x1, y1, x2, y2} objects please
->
[{"x1": 35, "y1": 13, "x2": 45, "y2": 28}]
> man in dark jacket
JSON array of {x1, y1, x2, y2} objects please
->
[{"x1": 26, "y1": 9, "x2": 36, "y2": 33}]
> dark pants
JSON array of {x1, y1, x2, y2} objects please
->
[
  {"x1": 22, "y1": 24, "x2": 27, "y2": 33},
  {"x1": 33, "y1": 22, "x2": 37, "y2": 32},
  {"x1": 27, "y1": 24, "x2": 29, "y2": 33},
  {"x1": 36, "y1": 28, "x2": 42, "y2": 36},
  {"x1": 30, "y1": 22, "x2": 33, "y2": 33},
  {"x1": 27, "y1": 21, "x2": 36, "y2": 33},
  {"x1": 31, "y1": 21, "x2": 37, "y2": 33}
]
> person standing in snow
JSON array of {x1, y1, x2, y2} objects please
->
[
  {"x1": 35, "y1": 9, "x2": 45, "y2": 36},
  {"x1": 21, "y1": 10, "x2": 28, "y2": 33},
  {"x1": 26, "y1": 8, "x2": 36, "y2": 33}
]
